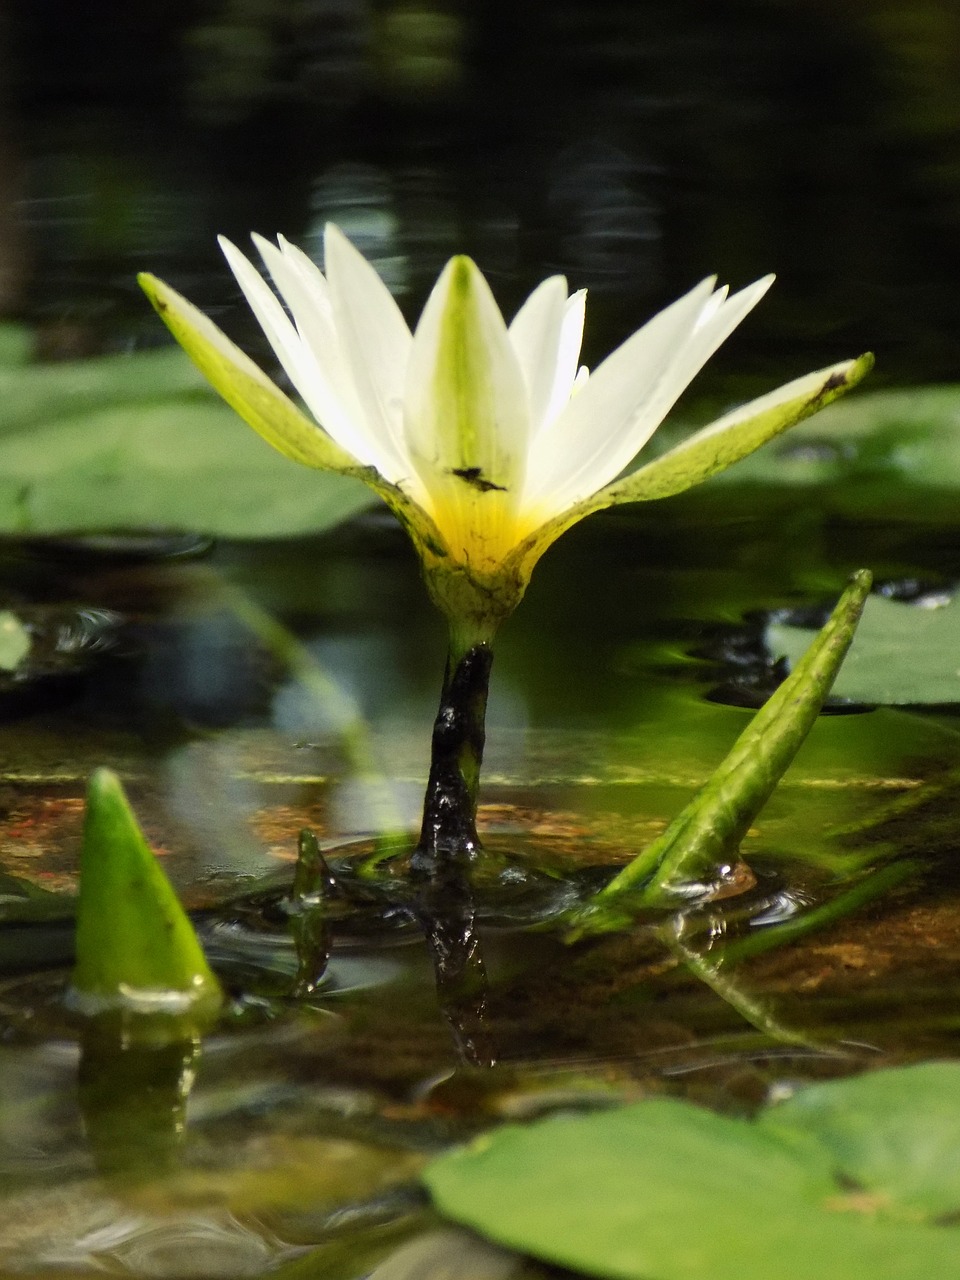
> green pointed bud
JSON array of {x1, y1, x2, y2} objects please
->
[
  {"x1": 569, "y1": 569, "x2": 873, "y2": 934},
  {"x1": 70, "y1": 768, "x2": 223, "y2": 1039}
]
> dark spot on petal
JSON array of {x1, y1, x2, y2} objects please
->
[{"x1": 451, "y1": 467, "x2": 507, "y2": 493}]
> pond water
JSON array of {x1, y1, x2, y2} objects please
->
[
  {"x1": 4, "y1": 3, "x2": 960, "y2": 1277},
  {"x1": 4, "y1": 482, "x2": 960, "y2": 1277}
]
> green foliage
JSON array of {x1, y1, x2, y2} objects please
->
[
  {"x1": 768, "y1": 592, "x2": 960, "y2": 705},
  {"x1": 761, "y1": 1064, "x2": 960, "y2": 1220},
  {"x1": 71, "y1": 768, "x2": 223, "y2": 1037},
  {"x1": 602, "y1": 354, "x2": 874, "y2": 506},
  {"x1": 693, "y1": 384, "x2": 960, "y2": 519},
  {"x1": 571, "y1": 570, "x2": 871, "y2": 931},
  {"x1": 424, "y1": 1064, "x2": 960, "y2": 1280},
  {"x1": 0, "y1": 328, "x2": 372, "y2": 537}
]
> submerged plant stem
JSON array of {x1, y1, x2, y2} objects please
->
[
  {"x1": 717, "y1": 858, "x2": 919, "y2": 966},
  {"x1": 289, "y1": 829, "x2": 334, "y2": 997},
  {"x1": 659, "y1": 921, "x2": 830, "y2": 1052}
]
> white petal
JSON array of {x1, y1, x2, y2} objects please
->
[
  {"x1": 542, "y1": 289, "x2": 587, "y2": 430},
  {"x1": 521, "y1": 276, "x2": 717, "y2": 511},
  {"x1": 404, "y1": 255, "x2": 529, "y2": 566},
  {"x1": 509, "y1": 282, "x2": 587, "y2": 441},
  {"x1": 253, "y1": 235, "x2": 339, "y2": 383},
  {"x1": 523, "y1": 275, "x2": 773, "y2": 515},
  {"x1": 666, "y1": 276, "x2": 774, "y2": 403},
  {"x1": 252, "y1": 234, "x2": 414, "y2": 487},
  {"x1": 275, "y1": 234, "x2": 335, "y2": 318},
  {"x1": 323, "y1": 224, "x2": 416, "y2": 484},
  {"x1": 509, "y1": 276, "x2": 567, "y2": 431},
  {"x1": 219, "y1": 236, "x2": 307, "y2": 389},
  {"x1": 219, "y1": 236, "x2": 377, "y2": 467}
]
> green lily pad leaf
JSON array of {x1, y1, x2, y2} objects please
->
[
  {"x1": 760, "y1": 1064, "x2": 960, "y2": 1221},
  {"x1": 424, "y1": 1065, "x2": 960, "y2": 1280},
  {"x1": 0, "y1": 345, "x2": 373, "y2": 538},
  {"x1": 767, "y1": 592, "x2": 960, "y2": 705}
]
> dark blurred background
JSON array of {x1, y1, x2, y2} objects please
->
[{"x1": 2, "y1": 0, "x2": 960, "y2": 383}]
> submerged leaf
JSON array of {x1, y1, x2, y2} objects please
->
[{"x1": 424, "y1": 1064, "x2": 960, "y2": 1280}]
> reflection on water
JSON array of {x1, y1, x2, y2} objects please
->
[{"x1": 7, "y1": 2, "x2": 960, "y2": 374}]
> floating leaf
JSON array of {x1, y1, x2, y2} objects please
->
[
  {"x1": 767, "y1": 592, "x2": 960, "y2": 705},
  {"x1": 686, "y1": 384, "x2": 960, "y2": 517},
  {"x1": 424, "y1": 1064, "x2": 960, "y2": 1280},
  {"x1": 760, "y1": 1063, "x2": 960, "y2": 1221},
  {"x1": 599, "y1": 355, "x2": 874, "y2": 506},
  {"x1": 0, "y1": 345, "x2": 373, "y2": 537}
]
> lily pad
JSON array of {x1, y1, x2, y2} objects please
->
[
  {"x1": 759, "y1": 1064, "x2": 960, "y2": 1221},
  {"x1": 423, "y1": 1064, "x2": 960, "y2": 1280},
  {"x1": 767, "y1": 593, "x2": 960, "y2": 705},
  {"x1": 0, "y1": 341, "x2": 373, "y2": 538}
]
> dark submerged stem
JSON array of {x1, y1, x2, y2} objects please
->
[
  {"x1": 412, "y1": 644, "x2": 495, "y2": 1066},
  {"x1": 415, "y1": 645, "x2": 493, "y2": 863}
]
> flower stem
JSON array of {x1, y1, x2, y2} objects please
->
[
  {"x1": 411, "y1": 641, "x2": 495, "y2": 1066},
  {"x1": 415, "y1": 643, "x2": 493, "y2": 863}
]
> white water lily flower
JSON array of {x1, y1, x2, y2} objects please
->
[{"x1": 139, "y1": 227, "x2": 871, "y2": 649}]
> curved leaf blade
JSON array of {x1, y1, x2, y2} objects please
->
[{"x1": 571, "y1": 569, "x2": 872, "y2": 929}]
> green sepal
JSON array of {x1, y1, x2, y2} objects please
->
[
  {"x1": 600, "y1": 352, "x2": 875, "y2": 506},
  {"x1": 507, "y1": 354, "x2": 874, "y2": 582},
  {"x1": 138, "y1": 271, "x2": 363, "y2": 475},
  {"x1": 569, "y1": 569, "x2": 873, "y2": 933},
  {"x1": 70, "y1": 768, "x2": 223, "y2": 1039},
  {"x1": 138, "y1": 271, "x2": 454, "y2": 568}
]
